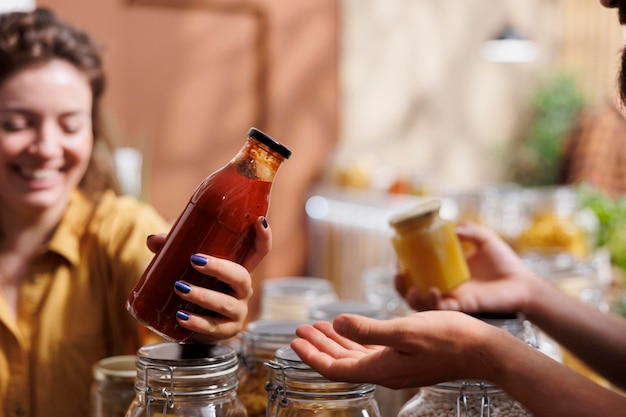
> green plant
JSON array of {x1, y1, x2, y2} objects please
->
[
  {"x1": 509, "y1": 73, "x2": 586, "y2": 186},
  {"x1": 576, "y1": 184, "x2": 626, "y2": 276}
]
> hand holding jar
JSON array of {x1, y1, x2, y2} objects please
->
[{"x1": 397, "y1": 221, "x2": 535, "y2": 313}]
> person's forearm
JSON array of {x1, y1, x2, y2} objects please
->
[
  {"x1": 523, "y1": 275, "x2": 626, "y2": 389},
  {"x1": 485, "y1": 330, "x2": 626, "y2": 417}
]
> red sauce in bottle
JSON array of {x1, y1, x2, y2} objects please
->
[{"x1": 126, "y1": 128, "x2": 290, "y2": 342}]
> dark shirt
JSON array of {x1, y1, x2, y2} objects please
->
[{"x1": 560, "y1": 101, "x2": 626, "y2": 198}]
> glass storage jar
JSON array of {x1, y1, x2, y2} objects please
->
[
  {"x1": 389, "y1": 198, "x2": 470, "y2": 296},
  {"x1": 265, "y1": 346, "x2": 381, "y2": 417},
  {"x1": 397, "y1": 380, "x2": 533, "y2": 417},
  {"x1": 468, "y1": 312, "x2": 538, "y2": 348},
  {"x1": 91, "y1": 355, "x2": 137, "y2": 417},
  {"x1": 260, "y1": 277, "x2": 338, "y2": 320},
  {"x1": 514, "y1": 185, "x2": 598, "y2": 259},
  {"x1": 126, "y1": 342, "x2": 246, "y2": 417},
  {"x1": 236, "y1": 320, "x2": 314, "y2": 417}
]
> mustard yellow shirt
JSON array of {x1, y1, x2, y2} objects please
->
[{"x1": 0, "y1": 190, "x2": 170, "y2": 417}]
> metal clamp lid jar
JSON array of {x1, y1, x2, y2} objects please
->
[
  {"x1": 398, "y1": 380, "x2": 533, "y2": 417},
  {"x1": 265, "y1": 346, "x2": 381, "y2": 417},
  {"x1": 126, "y1": 342, "x2": 246, "y2": 417},
  {"x1": 91, "y1": 355, "x2": 137, "y2": 417},
  {"x1": 236, "y1": 320, "x2": 314, "y2": 417}
]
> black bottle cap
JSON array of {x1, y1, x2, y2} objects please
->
[{"x1": 248, "y1": 127, "x2": 292, "y2": 159}]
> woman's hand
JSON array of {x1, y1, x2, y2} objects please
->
[
  {"x1": 396, "y1": 222, "x2": 538, "y2": 315},
  {"x1": 146, "y1": 216, "x2": 271, "y2": 342},
  {"x1": 291, "y1": 311, "x2": 498, "y2": 389}
]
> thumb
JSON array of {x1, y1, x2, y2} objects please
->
[{"x1": 333, "y1": 314, "x2": 399, "y2": 347}]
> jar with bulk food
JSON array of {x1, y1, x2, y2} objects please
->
[
  {"x1": 125, "y1": 342, "x2": 246, "y2": 417},
  {"x1": 265, "y1": 346, "x2": 381, "y2": 417},
  {"x1": 91, "y1": 355, "x2": 137, "y2": 417},
  {"x1": 236, "y1": 320, "x2": 314, "y2": 417},
  {"x1": 397, "y1": 381, "x2": 533, "y2": 417},
  {"x1": 514, "y1": 186, "x2": 598, "y2": 258},
  {"x1": 260, "y1": 277, "x2": 338, "y2": 320},
  {"x1": 389, "y1": 198, "x2": 470, "y2": 297}
]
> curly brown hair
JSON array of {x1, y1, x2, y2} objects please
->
[{"x1": 0, "y1": 7, "x2": 121, "y2": 196}]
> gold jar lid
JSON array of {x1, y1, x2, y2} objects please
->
[{"x1": 389, "y1": 198, "x2": 441, "y2": 229}]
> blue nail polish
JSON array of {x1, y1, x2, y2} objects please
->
[
  {"x1": 175, "y1": 281, "x2": 191, "y2": 294},
  {"x1": 262, "y1": 217, "x2": 268, "y2": 229},
  {"x1": 190, "y1": 254, "x2": 208, "y2": 266},
  {"x1": 176, "y1": 311, "x2": 189, "y2": 321}
]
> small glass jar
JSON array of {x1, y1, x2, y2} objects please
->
[
  {"x1": 91, "y1": 355, "x2": 137, "y2": 417},
  {"x1": 126, "y1": 342, "x2": 246, "y2": 417},
  {"x1": 389, "y1": 199, "x2": 470, "y2": 296},
  {"x1": 265, "y1": 346, "x2": 381, "y2": 417},
  {"x1": 236, "y1": 320, "x2": 314, "y2": 417},
  {"x1": 398, "y1": 381, "x2": 532, "y2": 417},
  {"x1": 260, "y1": 277, "x2": 338, "y2": 320},
  {"x1": 469, "y1": 312, "x2": 538, "y2": 348},
  {"x1": 309, "y1": 301, "x2": 389, "y2": 321},
  {"x1": 515, "y1": 186, "x2": 598, "y2": 259}
]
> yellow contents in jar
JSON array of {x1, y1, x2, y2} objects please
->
[
  {"x1": 390, "y1": 199, "x2": 470, "y2": 296},
  {"x1": 515, "y1": 212, "x2": 588, "y2": 258}
]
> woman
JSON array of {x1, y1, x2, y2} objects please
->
[{"x1": 0, "y1": 8, "x2": 270, "y2": 416}]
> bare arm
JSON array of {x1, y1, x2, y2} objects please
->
[
  {"x1": 291, "y1": 312, "x2": 626, "y2": 417},
  {"x1": 522, "y1": 274, "x2": 626, "y2": 390}
]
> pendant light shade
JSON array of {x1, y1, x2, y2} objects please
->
[
  {"x1": 482, "y1": 23, "x2": 538, "y2": 63},
  {"x1": 0, "y1": 0, "x2": 36, "y2": 14}
]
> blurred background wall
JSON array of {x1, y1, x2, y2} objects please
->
[{"x1": 30, "y1": 0, "x2": 625, "y2": 316}]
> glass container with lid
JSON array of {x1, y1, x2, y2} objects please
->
[
  {"x1": 397, "y1": 381, "x2": 533, "y2": 417},
  {"x1": 260, "y1": 277, "x2": 338, "y2": 320},
  {"x1": 309, "y1": 301, "x2": 389, "y2": 321},
  {"x1": 126, "y1": 342, "x2": 246, "y2": 417},
  {"x1": 389, "y1": 198, "x2": 470, "y2": 296},
  {"x1": 265, "y1": 346, "x2": 381, "y2": 417},
  {"x1": 91, "y1": 355, "x2": 137, "y2": 417},
  {"x1": 235, "y1": 319, "x2": 314, "y2": 417}
]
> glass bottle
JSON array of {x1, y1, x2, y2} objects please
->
[
  {"x1": 126, "y1": 342, "x2": 246, "y2": 417},
  {"x1": 265, "y1": 346, "x2": 381, "y2": 417},
  {"x1": 126, "y1": 128, "x2": 291, "y2": 342},
  {"x1": 235, "y1": 320, "x2": 314, "y2": 417},
  {"x1": 389, "y1": 198, "x2": 470, "y2": 296},
  {"x1": 91, "y1": 355, "x2": 137, "y2": 417}
]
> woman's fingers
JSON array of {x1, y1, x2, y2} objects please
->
[
  {"x1": 146, "y1": 233, "x2": 167, "y2": 253},
  {"x1": 241, "y1": 216, "x2": 272, "y2": 272},
  {"x1": 171, "y1": 253, "x2": 254, "y2": 340},
  {"x1": 189, "y1": 254, "x2": 253, "y2": 299}
]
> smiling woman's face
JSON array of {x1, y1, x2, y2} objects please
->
[{"x1": 0, "y1": 59, "x2": 93, "y2": 215}]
